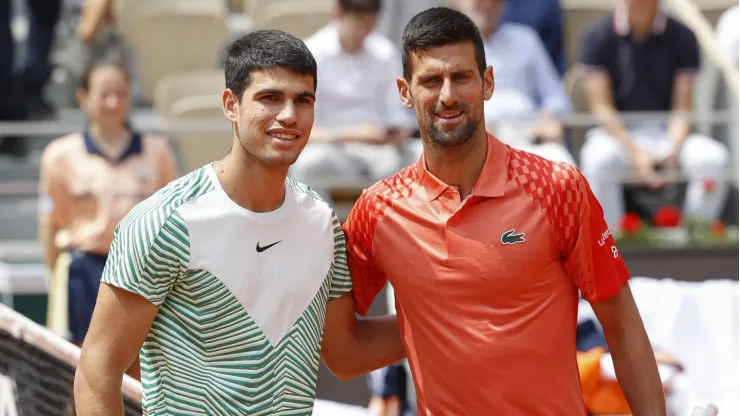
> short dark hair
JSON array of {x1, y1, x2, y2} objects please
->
[
  {"x1": 224, "y1": 30, "x2": 318, "y2": 100},
  {"x1": 338, "y1": 0, "x2": 381, "y2": 13},
  {"x1": 401, "y1": 7, "x2": 487, "y2": 80}
]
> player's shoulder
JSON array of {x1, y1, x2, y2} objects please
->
[
  {"x1": 347, "y1": 164, "x2": 419, "y2": 220},
  {"x1": 41, "y1": 132, "x2": 84, "y2": 164},
  {"x1": 119, "y1": 167, "x2": 215, "y2": 235},
  {"x1": 508, "y1": 147, "x2": 588, "y2": 196},
  {"x1": 286, "y1": 177, "x2": 337, "y2": 218}
]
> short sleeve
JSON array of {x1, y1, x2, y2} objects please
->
[
  {"x1": 342, "y1": 191, "x2": 389, "y2": 316},
  {"x1": 100, "y1": 203, "x2": 189, "y2": 306},
  {"x1": 580, "y1": 20, "x2": 611, "y2": 68},
  {"x1": 563, "y1": 171, "x2": 631, "y2": 303},
  {"x1": 328, "y1": 211, "x2": 353, "y2": 300},
  {"x1": 675, "y1": 25, "x2": 700, "y2": 72}
]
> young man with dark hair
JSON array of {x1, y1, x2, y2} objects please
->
[
  {"x1": 74, "y1": 30, "x2": 405, "y2": 415},
  {"x1": 343, "y1": 7, "x2": 667, "y2": 415}
]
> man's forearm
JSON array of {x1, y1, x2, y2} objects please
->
[
  {"x1": 39, "y1": 223, "x2": 60, "y2": 271},
  {"x1": 595, "y1": 108, "x2": 638, "y2": 155},
  {"x1": 74, "y1": 361, "x2": 125, "y2": 416},
  {"x1": 604, "y1": 321, "x2": 666, "y2": 416},
  {"x1": 667, "y1": 112, "x2": 691, "y2": 149},
  {"x1": 325, "y1": 315, "x2": 406, "y2": 380}
]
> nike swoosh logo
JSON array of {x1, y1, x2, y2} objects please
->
[{"x1": 256, "y1": 240, "x2": 281, "y2": 253}]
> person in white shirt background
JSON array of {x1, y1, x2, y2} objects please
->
[
  {"x1": 290, "y1": 0, "x2": 418, "y2": 203},
  {"x1": 453, "y1": 0, "x2": 576, "y2": 166},
  {"x1": 715, "y1": 6, "x2": 738, "y2": 68}
]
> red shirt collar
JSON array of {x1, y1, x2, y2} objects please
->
[{"x1": 416, "y1": 133, "x2": 509, "y2": 201}]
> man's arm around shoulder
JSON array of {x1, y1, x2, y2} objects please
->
[
  {"x1": 320, "y1": 291, "x2": 405, "y2": 381},
  {"x1": 592, "y1": 284, "x2": 666, "y2": 416},
  {"x1": 74, "y1": 284, "x2": 159, "y2": 415}
]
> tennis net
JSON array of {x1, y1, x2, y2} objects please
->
[{"x1": 0, "y1": 303, "x2": 142, "y2": 415}]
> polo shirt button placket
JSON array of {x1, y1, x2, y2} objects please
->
[{"x1": 449, "y1": 218, "x2": 460, "y2": 227}]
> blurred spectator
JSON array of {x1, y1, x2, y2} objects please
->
[
  {"x1": 74, "y1": 0, "x2": 138, "y2": 102},
  {"x1": 290, "y1": 0, "x2": 418, "y2": 202},
  {"x1": 38, "y1": 59, "x2": 178, "y2": 368},
  {"x1": 502, "y1": 0, "x2": 566, "y2": 76},
  {"x1": 77, "y1": 0, "x2": 116, "y2": 46},
  {"x1": 0, "y1": 0, "x2": 62, "y2": 158},
  {"x1": 453, "y1": 0, "x2": 575, "y2": 165},
  {"x1": 715, "y1": 6, "x2": 738, "y2": 68},
  {"x1": 578, "y1": 0, "x2": 730, "y2": 232}
]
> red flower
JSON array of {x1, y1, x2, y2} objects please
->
[
  {"x1": 653, "y1": 206, "x2": 682, "y2": 228},
  {"x1": 704, "y1": 178, "x2": 717, "y2": 193},
  {"x1": 620, "y1": 212, "x2": 643, "y2": 235},
  {"x1": 710, "y1": 221, "x2": 726, "y2": 236}
]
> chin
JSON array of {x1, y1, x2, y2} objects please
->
[{"x1": 261, "y1": 152, "x2": 300, "y2": 167}]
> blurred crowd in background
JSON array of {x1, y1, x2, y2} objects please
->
[{"x1": 0, "y1": 0, "x2": 737, "y2": 415}]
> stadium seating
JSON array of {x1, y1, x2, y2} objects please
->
[
  {"x1": 117, "y1": 0, "x2": 229, "y2": 104},
  {"x1": 153, "y1": 70, "x2": 231, "y2": 174}
]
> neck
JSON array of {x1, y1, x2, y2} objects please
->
[
  {"x1": 213, "y1": 142, "x2": 288, "y2": 213},
  {"x1": 423, "y1": 128, "x2": 489, "y2": 199},
  {"x1": 88, "y1": 122, "x2": 128, "y2": 143},
  {"x1": 628, "y1": 7, "x2": 657, "y2": 39},
  {"x1": 338, "y1": 37, "x2": 361, "y2": 55},
  {"x1": 87, "y1": 123, "x2": 131, "y2": 159}
]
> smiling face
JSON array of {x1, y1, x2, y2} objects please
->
[
  {"x1": 222, "y1": 67, "x2": 316, "y2": 167},
  {"x1": 397, "y1": 41, "x2": 494, "y2": 148}
]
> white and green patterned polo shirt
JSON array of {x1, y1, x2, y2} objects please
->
[{"x1": 101, "y1": 164, "x2": 353, "y2": 415}]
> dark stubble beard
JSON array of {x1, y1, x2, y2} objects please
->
[{"x1": 425, "y1": 105, "x2": 480, "y2": 148}]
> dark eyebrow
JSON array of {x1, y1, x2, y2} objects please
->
[
  {"x1": 252, "y1": 88, "x2": 315, "y2": 101},
  {"x1": 297, "y1": 91, "x2": 316, "y2": 101},
  {"x1": 252, "y1": 88, "x2": 284, "y2": 98}
]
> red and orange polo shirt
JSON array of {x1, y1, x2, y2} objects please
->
[{"x1": 343, "y1": 134, "x2": 631, "y2": 415}]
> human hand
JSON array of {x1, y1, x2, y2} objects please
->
[
  {"x1": 629, "y1": 149, "x2": 662, "y2": 188},
  {"x1": 531, "y1": 117, "x2": 563, "y2": 143}
]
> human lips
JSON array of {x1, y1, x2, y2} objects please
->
[{"x1": 267, "y1": 128, "x2": 301, "y2": 142}]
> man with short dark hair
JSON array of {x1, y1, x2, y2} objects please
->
[
  {"x1": 343, "y1": 7, "x2": 667, "y2": 415},
  {"x1": 291, "y1": 0, "x2": 418, "y2": 202},
  {"x1": 74, "y1": 30, "x2": 405, "y2": 415},
  {"x1": 579, "y1": 0, "x2": 730, "y2": 230}
]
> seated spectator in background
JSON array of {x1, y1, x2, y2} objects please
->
[
  {"x1": 38, "y1": 59, "x2": 178, "y2": 371},
  {"x1": 501, "y1": 0, "x2": 566, "y2": 76},
  {"x1": 290, "y1": 0, "x2": 417, "y2": 201},
  {"x1": 579, "y1": 0, "x2": 730, "y2": 231},
  {"x1": 715, "y1": 6, "x2": 738, "y2": 67},
  {"x1": 0, "y1": 0, "x2": 62, "y2": 158},
  {"x1": 454, "y1": 0, "x2": 575, "y2": 165}
]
